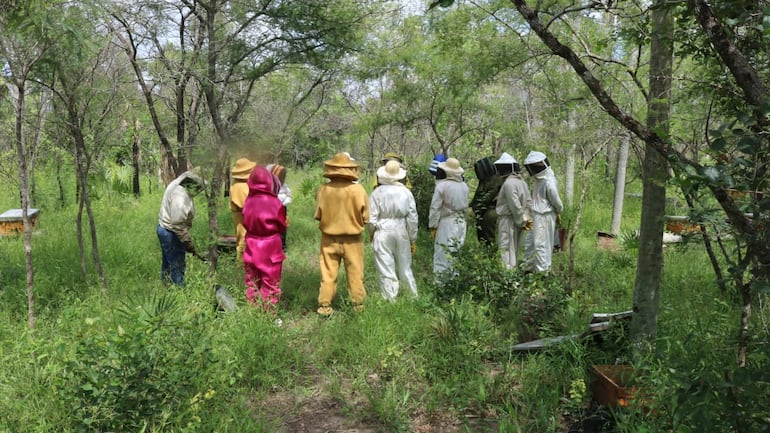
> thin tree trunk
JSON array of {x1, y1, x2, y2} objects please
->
[
  {"x1": 683, "y1": 192, "x2": 726, "y2": 293},
  {"x1": 132, "y1": 118, "x2": 141, "y2": 197},
  {"x1": 71, "y1": 116, "x2": 108, "y2": 291},
  {"x1": 112, "y1": 17, "x2": 179, "y2": 183},
  {"x1": 565, "y1": 143, "x2": 575, "y2": 207},
  {"x1": 630, "y1": 0, "x2": 673, "y2": 347},
  {"x1": 27, "y1": 88, "x2": 49, "y2": 205},
  {"x1": 610, "y1": 133, "x2": 630, "y2": 236},
  {"x1": 605, "y1": 141, "x2": 615, "y2": 180},
  {"x1": 73, "y1": 135, "x2": 88, "y2": 278},
  {"x1": 56, "y1": 149, "x2": 65, "y2": 208},
  {"x1": 737, "y1": 281, "x2": 751, "y2": 367},
  {"x1": 11, "y1": 80, "x2": 36, "y2": 330}
]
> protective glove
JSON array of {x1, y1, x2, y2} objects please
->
[
  {"x1": 410, "y1": 242, "x2": 416, "y2": 255},
  {"x1": 556, "y1": 214, "x2": 562, "y2": 227},
  {"x1": 523, "y1": 219, "x2": 533, "y2": 231},
  {"x1": 430, "y1": 228, "x2": 437, "y2": 240}
]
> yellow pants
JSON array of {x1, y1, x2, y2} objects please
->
[{"x1": 318, "y1": 234, "x2": 366, "y2": 313}]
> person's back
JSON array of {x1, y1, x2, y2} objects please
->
[
  {"x1": 369, "y1": 184, "x2": 417, "y2": 232},
  {"x1": 242, "y1": 168, "x2": 286, "y2": 238},
  {"x1": 229, "y1": 158, "x2": 257, "y2": 261},
  {"x1": 523, "y1": 151, "x2": 563, "y2": 273},
  {"x1": 470, "y1": 157, "x2": 502, "y2": 245},
  {"x1": 494, "y1": 152, "x2": 532, "y2": 269},
  {"x1": 315, "y1": 152, "x2": 369, "y2": 316},
  {"x1": 369, "y1": 161, "x2": 418, "y2": 300},
  {"x1": 428, "y1": 158, "x2": 469, "y2": 282},
  {"x1": 316, "y1": 179, "x2": 368, "y2": 236},
  {"x1": 156, "y1": 170, "x2": 204, "y2": 286},
  {"x1": 242, "y1": 165, "x2": 287, "y2": 307}
]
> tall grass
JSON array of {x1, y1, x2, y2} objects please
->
[{"x1": 0, "y1": 164, "x2": 766, "y2": 432}]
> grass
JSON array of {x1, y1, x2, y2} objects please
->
[{"x1": 0, "y1": 165, "x2": 767, "y2": 432}]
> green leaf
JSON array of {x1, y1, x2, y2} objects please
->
[
  {"x1": 702, "y1": 166, "x2": 721, "y2": 183},
  {"x1": 429, "y1": 0, "x2": 455, "y2": 10},
  {"x1": 709, "y1": 137, "x2": 726, "y2": 152},
  {"x1": 737, "y1": 136, "x2": 758, "y2": 154}
]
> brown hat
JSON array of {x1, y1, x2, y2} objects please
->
[
  {"x1": 323, "y1": 152, "x2": 360, "y2": 181},
  {"x1": 231, "y1": 158, "x2": 257, "y2": 180},
  {"x1": 324, "y1": 153, "x2": 359, "y2": 168}
]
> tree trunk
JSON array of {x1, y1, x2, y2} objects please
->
[
  {"x1": 112, "y1": 18, "x2": 179, "y2": 183},
  {"x1": 27, "y1": 88, "x2": 49, "y2": 206},
  {"x1": 132, "y1": 118, "x2": 141, "y2": 197},
  {"x1": 10, "y1": 79, "x2": 36, "y2": 330},
  {"x1": 69, "y1": 107, "x2": 109, "y2": 291},
  {"x1": 565, "y1": 142, "x2": 575, "y2": 207},
  {"x1": 610, "y1": 132, "x2": 630, "y2": 236},
  {"x1": 630, "y1": 0, "x2": 673, "y2": 347}
]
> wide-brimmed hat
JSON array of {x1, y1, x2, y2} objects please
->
[
  {"x1": 377, "y1": 160, "x2": 407, "y2": 183},
  {"x1": 438, "y1": 157, "x2": 464, "y2": 176},
  {"x1": 323, "y1": 152, "x2": 360, "y2": 181},
  {"x1": 381, "y1": 152, "x2": 403, "y2": 165},
  {"x1": 324, "y1": 152, "x2": 359, "y2": 168},
  {"x1": 231, "y1": 158, "x2": 257, "y2": 180}
]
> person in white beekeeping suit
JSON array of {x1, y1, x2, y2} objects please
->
[
  {"x1": 494, "y1": 152, "x2": 533, "y2": 270},
  {"x1": 368, "y1": 160, "x2": 419, "y2": 301},
  {"x1": 428, "y1": 157, "x2": 469, "y2": 283},
  {"x1": 522, "y1": 151, "x2": 563, "y2": 273}
]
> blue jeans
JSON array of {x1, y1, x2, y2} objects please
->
[{"x1": 157, "y1": 225, "x2": 186, "y2": 286}]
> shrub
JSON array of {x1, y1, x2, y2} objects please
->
[
  {"x1": 409, "y1": 168, "x2": 437, "y2": 229},
  {"x1": 436, "y1": 242, "x2": 570, "y2": 342},
  {"x1": 421, "y1": 297, "x2": 499, "y2": 409},
  {"x1": 56, "y1": 294, "x2": 218, "y2": 432}
]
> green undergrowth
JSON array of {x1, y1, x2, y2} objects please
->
[{"x1": 0, "y1": 167, "x2": 767, "y2": 432}]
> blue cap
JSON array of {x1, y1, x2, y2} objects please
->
[{"x1": 428, "y1": 153, "x2": 447, "y2": 173}]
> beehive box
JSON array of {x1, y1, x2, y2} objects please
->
[
  {"x1": 0, "y1": 208, "x2": 40, "y2": 236},
  {"x1": 217, "y1": 234, "x2": 237, "y2": 252},
  {"x1": 665, "y1": 215, "x2": 700, "y2": 234},
  {"x1": 590, "y1": 364, "x2": 637, "y2": 408},
  {"x1": 596, "y1": 231, "x2": 619, "y2": 251}
]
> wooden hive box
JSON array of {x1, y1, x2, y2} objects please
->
[
  {"x1": 590, "y1": 364, "x2": 637, "y2": 408},
  {"x1": 0, "y1": 208, "x2": 40, "y2": 236},
  {"x1": 217, "y1": 234, "x2": 237, "y2": 252},
  {"x1": 665, "y1": 215, "x2": 700, "y2": 234}
]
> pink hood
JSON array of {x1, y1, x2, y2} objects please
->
[{"x1": 247, "y1": 166, "x2": 277, "y2": 197}]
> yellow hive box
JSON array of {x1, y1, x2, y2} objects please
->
[{"x1": 0, "y1": 208, "x2": 40, "y2": 236}]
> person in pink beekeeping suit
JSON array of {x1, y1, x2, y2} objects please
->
[{"x1": 242, "y1": 165, "x2": 287, "y2": 309}]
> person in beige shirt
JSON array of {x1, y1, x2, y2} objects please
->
[
  {"x1": 157, "y1": 170, "x2": 206, "y2": 286},
  {"x1": 314, "y1": 152, "x2": 369, "y2": 316}
]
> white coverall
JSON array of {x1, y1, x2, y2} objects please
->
[
  {"x1": 524, "y1": 167, "x2": 563, "y2": 273},
  {"x1": 369, "y1": 182, "x2": 419, "y2": 300},
  {"x1": 496, "y1": 174, "x2": 531, "y2": 269},
  {"x1": 429, "y1": 177, "x2": 469, "y2": 281}
]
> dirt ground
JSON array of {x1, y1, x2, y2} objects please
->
[{"x1": 253, "y1": 374, "x2": 500, "y2": 433}]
